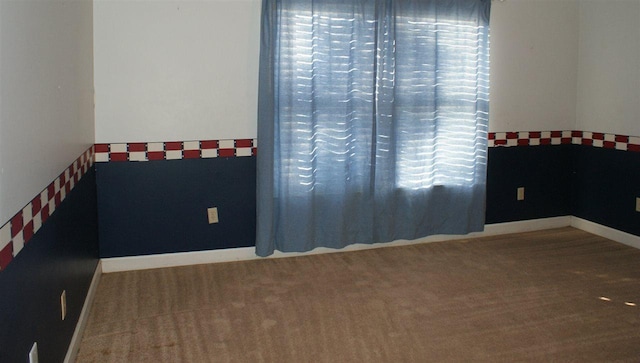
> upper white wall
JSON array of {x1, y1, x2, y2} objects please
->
[
  {"x1": 489, "y1": 0, "x2": 579, "y2": 132},
  {"x1": 97, "y1": 0, "x2": 639, "y2": 140},
  {"x1": 94, "y1": 0, "x2": 261, "y2": 143},
  {"x1": 0, "y1": 0, "x2": 95, "y2": 225},
  {"x1": 576, "y1": 0, "x2": 640, "y2": 137}
]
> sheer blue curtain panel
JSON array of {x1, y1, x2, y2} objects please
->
[{"x1": 256, "y1": 0, "x2": 491, "y2": 256}]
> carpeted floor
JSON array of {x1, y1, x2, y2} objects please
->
[{"x1": 76, "y1": 227, "x2": 640, "y2": 362}]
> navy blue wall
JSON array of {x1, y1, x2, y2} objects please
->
[
  {"x1": 0, "y1": 167, "x2": 99, "y2": 363},
  {"x1": 96, "y1": 145, "x2": 640, "y2": 258},
  {"x1": 97, "y1": 158, "x2": 256, "y2": 258},
  {"x1": 486, "y1": 145, "x2": 572, "y2": 224},
  {"x1": 571, "y1": 145, "x2": 640, "y2": 236},
  {"x1": 487, "y1": 144, "x2": 640, "y2": 236}
]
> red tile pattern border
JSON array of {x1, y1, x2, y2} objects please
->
[
  {"x1": 95, "y1": 132, "x2": 638, "y2": 164},
  {"x1": 95, "y1": 139, "x2": 257, "y2": 162},
  {"x1": 489, "y1": 130, "x2": 640, "y2": 151},
  {"x1": 0, "y1": 146, "x2": 95, "y2": 272}
]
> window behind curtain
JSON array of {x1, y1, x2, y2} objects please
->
[
  {"x1": 393, "y1": 9, "x2": 490, "y2": 189},
  {"x1": 256, "y1": 0, "x2": 490, "y2": 256},
  {"x1": 277, "y1": 2, "x2": 377, "y2": 196}
]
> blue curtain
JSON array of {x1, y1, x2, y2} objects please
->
[{"x1": 256, "y1": 0, "x2": 490, "y2": 257}]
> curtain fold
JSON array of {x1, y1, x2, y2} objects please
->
[{"x1": 257, "y1": 0, "x2": 490, "y2": 257}]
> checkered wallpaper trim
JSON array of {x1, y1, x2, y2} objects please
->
[
  {"x1": 489, "y1": 131, "x2": 640, "y2": 151},
  {"x1": 95, "y1": 132, "x2": 639, "y2": 163},
  {"x1": 95, "y1": 139, "x2": 257, "y2": 162},
  {"x1": 0, "y1": 146, "x2": 95, "y2": 272}
]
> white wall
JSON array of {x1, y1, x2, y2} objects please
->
[
  {"x1": 94, "y1": 0, "x2": 581, "y2": 140},
  {"x1": 489, "y1": 0, "x2": 579, "y2": 132},
  {"x1": 576, "y1": 0, "x2": 640, "y2": 137},
  {"x1": 0, "y1": 0, "x2": 95, "y2": 225},
  {"x1": 94, "y1": 0, "x2": 261, "y2": 143},
  {"x1": 95, "y1": 0, "x2": 640, "y2": 141}
]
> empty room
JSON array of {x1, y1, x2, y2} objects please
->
[{"x1": 0, "y1": 0, "x2": 639, "y2": 361}]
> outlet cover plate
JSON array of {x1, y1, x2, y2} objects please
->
[
  {"x1": 636, "y1": 197, "x2": 640, "y2": 212},
  {"x1": 29, "y1": 342, "x2": 38, "y2": 363},
  {"x1": 517, "y1": 187, "x2": 525, "y2": 201},
  {"x1": 207, "y1": 207, "x2": 219, "y2": 224},
  {"x1": 61, "y1": 290, "x2": 67, "y2": 321}
]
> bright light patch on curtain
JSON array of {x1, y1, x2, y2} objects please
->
[
  {"x1": 279, "y1": 8, "x2": 376, "y2": 194},
  {"x1": 276, "y1": 4, "x2": 488, "y2": 192},
  {"x1": 394, "y1": 18, "x2": 489, "y2": 190}
]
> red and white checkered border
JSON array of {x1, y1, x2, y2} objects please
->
[
  {"x1": 489, "y1": 130, "x2": 640, "y2": 151},
  {"x1": 95, "y1": 139, "x2": 257, "y2": 162},
  {"x1": 96, "y1": 133, "x2": 639, "y2": 161},
  {"x1": 0, "y1": 146, "x2": 95, "y2": 272}
]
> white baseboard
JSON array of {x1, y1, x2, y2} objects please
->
[
  {"x1": 483, "y1": 216, "x2": 572, "y2": 236},
  {"x1": 64, "y1": 260, "x2": 102, "y2": 363},
  {"x1": 570, "y1": 216, "x2": 640, "y2": 250},
  {"x1": 101, "y1": 247, "x2": 258, "y2": 273},
  {"x1": 101, "y1": 216, "x2": 573, "y2": 273}
]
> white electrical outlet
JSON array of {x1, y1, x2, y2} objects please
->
[
  {"x1": 517, "y1": 187, "x2": 525, "y2": 201},
  {"x1": 636, "y1": 197, "x2": 640, "y2": 212},
  {"x1": 29, "y1": 342, "x2": 39, "y2": 363},
  {"x1": 207, "y1": 207, "x2": 219, "y2": 224},
  {"x1": 61, "y1": 290, "x2": 67, "y2": 320}
]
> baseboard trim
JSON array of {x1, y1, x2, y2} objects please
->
[
  {"x1": 101, "y1": 247, "x2": 258, "y2": 273},
  {"x1": 570, "y1": 217, "x2": 640, "y2": 250},
  {"x1": 64, "y1": 260, "x2": 102, "y2": 363},
  {"x1": 483, "y1": 216, "x2": 572, "y2": 236},
  {"x1": 101, "y1": 216, "x2": 573, "y2": 273}
]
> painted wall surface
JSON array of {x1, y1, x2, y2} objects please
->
[
  {"x1": 0, "y1": 168, "x2": 99, "y2": 363},
  {"x1": 576, "y1": 1, "x2": 640, "y2": 136},
  {"x1": 93, "y1": 0, "x2": 261, "y2": 143},
  {"x1": 93, "y1": 128, "x2": 640, "y2": 258},
  {"x1": 96, "y1": 146, "x2": 569, "y2": 258},
  {"x1": 486, "y1": 145, "x2": 572, "y2": 224},
  {"x1": 489, "y1": 0, "x2": 579, "y2": 132},
  {"x1": 0, "y1": 1, "x2": 97, "y2": 361},
  {"x1": 573, "y1": 1, "x2": 640, "y2": 237},
  {"x1": 572, "y1": 146, "x2": 640, "y2": 237},
  {"x1": 0, "y1": 0, "x2": 95, "y2": 225},
  {"x1": 97, "y1": 157, "x2": 256, "y2": 258},
  {"x1": 93, "y1": 0, "x2": 581, "y2": 140}
]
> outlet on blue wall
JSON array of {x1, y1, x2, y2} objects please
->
[
  {"x1": 486, "y1": 145, "x2": 572, "y2": 224},
  {"x1": 97, "y1": 157, "x2": 256, "y2": 258},
  {"x1": 0, "y1": 168, "x2": 99, "y2": 363}
]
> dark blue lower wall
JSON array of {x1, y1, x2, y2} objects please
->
[
  {"x1": 486, "y1": 145, "x2": 572, "y2": 224},
  {"x1": 0, "y1": 167, "x2": 99, "y2": 363},
  {"x1": 487, "y1": 144, "x2": 640, "y2": 236},
  {"x1": 571, "y1": 145, "x2": 640, "y2": 236},
  {"x1": 97, "y1": 157, "x2": 256, "y2": 258},
  {"x1": 96, "y1": 145, "x2": 640, "y2": 259}
]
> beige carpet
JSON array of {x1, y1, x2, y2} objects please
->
[{"x1": 76, "y1": 227, "x2": 640, "y2": 362}]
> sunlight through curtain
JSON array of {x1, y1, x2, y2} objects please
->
[{"x1": 256, "y1": 0, "x2": 491, "y2": 256}]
